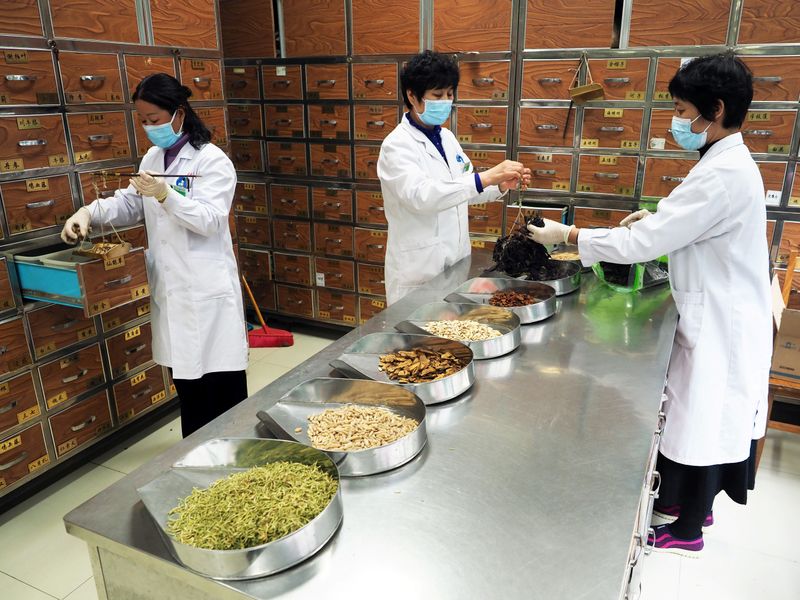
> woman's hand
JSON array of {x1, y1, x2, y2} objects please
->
[
  {"x1": 480, "y1": 160, "x2": 530, "y2": 190},
  {"x1": 527, "y1": 218, "x2": 575, "y2": 245},
  {"x1": 131, "y1": 170, "x2": 168, "y2": 202},
  {"x1": 60, "y1": 207, "x2": 91, "y2": 244}
]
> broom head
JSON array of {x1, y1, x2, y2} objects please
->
[{"x1": 248, "y1": 326, "x2": 294, "y2": 348}]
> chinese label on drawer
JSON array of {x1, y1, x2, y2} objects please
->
[
  {"x1": 75, "y1": 151, "x2": 93, "y2": 164},
  {"x1": 137, "y1": 302, "x2": 151, "y2": 317},
  {"x1": 25, "y1": 178, "x2": 49, "y2": 192},
  {"x1": 0, "y1": 435, "x2": 21, "y2": 455},
  {"x1": 77, "y1": 326, "x2": 95, "y2": 341},
  {"x1": 552, "y1": 182, "x2": 569, "y2": 191},
  {"x1": 580, "y1": 139, "x2": 599, "y2": 148},
  {"x1": 625, "y1": 91, "x2": 645, "y2": 101},
  {"x1": 90, "y1": 299, "x2": 111, "y2": 314},
  {"x1": 151, "y1": 390, "x2": 166, "y2": 404},
  {"x1": 124, "y1": 326, "x2": 141, "y2": 341},
  {"x1": 131, "y1": 371, "x2": 147, "y2": 386},
  {"x1": 654, "y1": 91, "x2": 672, "y2": 101},
  {"x1": 47, "y1": 391, "x2": 68, "y2": 409},
  {"x1": 28, "y1": 454, "x2": 49, "y2": 473},
  {"x1": 607, "y1": 59, "x2": 627, "y2": 70},
  {"x1": 603, "y1": 108, "x2": 624, "y2": 118},
  {"x1": 1, "y1": 159, "x2": 24, "y2": 172},
  {"x1": 4, "y1": 50, "x2": 28, "y2": 64},
  {"x1": 103, "y1": 256, "x2": 125, "y2": 270},
  {"x1": 0, "y1": 382, "x2": 8, "y2": 396},
  {"x1": 191, "y1": 60, "x2": 206, "y2": 70},
  {"x1": 599, "y1": 156, "x2": 618, "y2": 166},
  {"x1": 36, "y1": 342, "x2": 57, "y2": 357},
  {"x1": 17, "y1": 404, "x2": 41, "y2": 425},
  {"x1": 48, "y1": 154, "x2": 68, "y2": 167},
  {"x1": 533, "y1": 153, "x2": 553, "y2": 163},
  {"x1": 748, "y1": 112, "x2": 771, "y2": 122},
  {"x1": 621, "y1": 140, "x2": 640, "y2": 149},
  {"x1": 768, "y1": 145, "x2": 788, "y2": 154},
  {"x1": 57, "y1": 438, "x2": 78, "y2": 456},
  {"x1": 130, "y1": 284, "x2": 150, "y2": 300}
]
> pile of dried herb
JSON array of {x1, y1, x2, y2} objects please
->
[
  {"x1": 167, "y1": 462, "x2": 338, "y2": 550},
  {"x1": 307, "y1": 404, "x2": 419, "y2": 451},
  {"x1": 379, "y1": 348, "x2": 466, "y2": 383},
  {"x1": 490, "y1": 216, "x2": 563, "y2": 281},
  {"x1": 489, "y1": 290, "x2": 538, "y2": 307},
  {"x1": 599, "y1": 262, "x2": 633, "y2": 286}
]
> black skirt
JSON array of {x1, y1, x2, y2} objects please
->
[{"x1": 655, "y1": 439, "x2": 758, "y2": 512}]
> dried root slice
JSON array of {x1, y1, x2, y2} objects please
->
[
  {"x1": 421, "y1": 320, "x2": 501, "y2": 342},
  {"x1": 378, "y1": 348, "x2": 466, "y2": 383}
]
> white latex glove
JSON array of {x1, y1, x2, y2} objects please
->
[
  {"x1": 130, "y1": 170, "x2": 168, "y2": 201},
  {"x1": 527, "y1": 218, "x2": 574, "y2": 245},
  {"x1": 480, "y1": 160, "x2": 528, "y2": 190},
  {"x1": 60, "y1": 207, "x2": 91, "y2": 244},
  {"x1": 619, "y1": 209, "x2": 652, "y2": 229}
]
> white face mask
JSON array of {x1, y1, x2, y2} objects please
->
[{"x1": 670, "y1": 115, "x2": 713, "y2": 151}]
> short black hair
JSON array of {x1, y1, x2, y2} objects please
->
[
  {"x1": 133, "y1": 73, "x2": 211, "y2": 150},
  {"x1": 668, "y1": 53, "x2": 753, "y2": 129},
  {"x1": 400, "y1": 51, "x2": 460, "y2": 110}
]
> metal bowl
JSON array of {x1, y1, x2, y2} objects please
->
[
  {"x1": 395, "y1": 302, "x2": 520, "y2": 360},
  {"x1": 521, "y1": 260, "x2": 582, "y2": 295},
  {"x1": 549, "y1": 244, "x2": 591, "y2": 272},
  {"x1": 445, "y1": 277, "x2": 557, "y2": 324},
  {"x1": 330, "y1": 332, "x2": 475, "y2": 405},
  {"x1": 136, "y1": 438, "x2": 343, "y2": 580},
  {"x1": 256, "y1": 378, "x2": 427, "y2": 476}
]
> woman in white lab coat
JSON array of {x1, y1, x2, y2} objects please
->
[
  {"x1": 378, "y1": 51, "x2": 531, "y2": 304},
  {"x1": 529, "y1": 54, "x2": 771, "y2": 556},
  {"x1": 61, "y1": 73, "x2": 248, "y2": 437}
]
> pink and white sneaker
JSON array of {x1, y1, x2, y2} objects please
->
[{"x1": 648, "y1": 524, "x2": 704, "y2": 557}]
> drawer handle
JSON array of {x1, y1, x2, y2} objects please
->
[
  {"x1": 326, "y1": 305, "x2": 345, "y2": 311},
  {"x1": 330, "y1": 273, "x2": 343, "y2": 279},
  {"x1": 88, "y1": 134, "x2": 113, "y2": 143},
  {"x1": 0, "y1": 451, "x2": 28, "y2": 471},
  {"x1": 26, "y1": 199, "x2": 56, "y2": 209},
  {"x1": 536, "y1": 124, "x2": 558, "y2": 131},
  {"x1": 367, "y1": 243, "x2": 385, "y2": 249},
  {"x1": 193, "y1": 76, "x2": 212, "y2": 85},
  {"x1": 5, "y1": 74, "x2": 38, "y2": 81},
  {"x1": 125, "y1": 343, "x2": 147, "y2": 355},
  {"x1": 280, "y1": 198, "x2": 297, "y2": 205},
  {"x1": 319, "y1": 119, "x2": 338, "y2": 127},
  {"x1": 233, "y1": 118, "x2": 250, "y2": 125},
  {"x1": 472, "y1": 77, "x2": 495, "y2": 86},
  {"x1": 323, "y1": 201, "x2": 342, "y2": 208},
  {"x1": 599, "y1": 126, "x2": 624, "y2": 132},
  {"x1": 369, "y1": 278, "x2": 385, "y2": 284},
  {"x1": 753, "y1": 76, "x2": 782, "y2": 83},
  {"x1": 272, "y1": 79, "x2": 292, "y2": 87},
  {"x1": 62, "y1": 368, "x2": 88, "y2": 384},
  {"x1": 535, "y1": 169, "x2": 556, "y2": 176},
  {"x1": 316, "y1": 79, "x2": 336, "y2": 87},
  {"x1": 18, "y1": 139, "x2": 47, "y2": 147},
  {"x1": 273, "y1": 118, "x2": 293, "y2": 126},
  {"x1": 70, "y1": 415, "x2": 96, "y2": 432},
  {"x1": 364, "y1": 79, "x2": 384, "y2": 87},
  {"x1": 105, "y1": 275, "x2": 133, "y2": 287},
  {"x1": 0, "y1": 399, "x2": 18, "y2": 415},
  {"x1": 368, "y1": 205, "x2": 384, "y2": 212},
  {"x1": 470, "y1": 215, "x2": 489, "y2": 221},
  {"x1": 231, "y1": 79, "x2": 248, "y2": 89},
  {"x1": 290, "y1": 299, "x2": 304, "y2": 305},
  {"x1": 321, "y1": 158, "x2": 340, "y2": 165},
  {"x1": 51, "y1": 318, "x2": 78, "y2": 331},
  {"x1": 0, "y1": 346, "x2": 6, "y2": 355},
  {"x1": 660, "y1": 175, "x2": 685, "y2": 183},
  {"x1": 131, "y1": 386, "x2": 153, "y2": 400},
  {"x1": 743, "y1": 129, "x2": 773, "y2": 137},
  {"x1": 284, "y1": 267, "x2": 301, "y2": 273},
  {"x1": 278, "y1": 156, "x2": 296, "y2": 163},
  {"x1": 325, "y1": 237, "x2": 343, "y2": 244},
  {"x1": 283, "y1": 232, "x2": 300, "y2": 238},
  {"x1": 366, "y1": 120, "x2": 386, "y2": 128},
  {"x1": 538, "y1": 77, "x2": 562, "y2": 85},
  {"x1": 604, "y1": 77, "x2": 631, "y2": 85},
  {"x1": 238, "y1": 194, "x2": 255, "y2": 201},
  {"x1": 80, "y1": 75, "x2": 106, "y2": 82},
  {"x1": 594, "y1": 172, "x2": 620, "y2": 180},
  {"x1": 471, "y1": 123, "x2": 493, "y2": 129}
]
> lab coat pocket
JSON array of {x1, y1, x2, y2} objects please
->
[
  {"x1": 672, "y1": 289, "x2": 705, "y2": 349},
  {"x1": 187, "y1": 257, "x2": 235, "y2": 300},
  {"x1": 396, "y1": 238, "x2": 444, "y2": 286}
]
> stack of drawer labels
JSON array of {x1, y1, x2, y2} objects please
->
[{"x1": 0, "y1": 0, "x2": 225, "y2": 505}]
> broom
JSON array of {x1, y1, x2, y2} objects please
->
[{"x1": 241, "y1": 275, "x2": 294, "y2": 347}]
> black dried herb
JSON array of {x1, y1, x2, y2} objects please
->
[
  {"x1": 489, "y1": 216, "x2": 563, "y2": 281},
  {"x1": 599, "y1": 262, "x2": 633, "y2": 286}
]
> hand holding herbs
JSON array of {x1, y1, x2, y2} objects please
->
[{"x1": 490, "y1": 216, "x2": 565, "y2": 281}]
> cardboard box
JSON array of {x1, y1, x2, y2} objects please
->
[{"x1": 770, "y1": 275, "x2": 800, "y2": 380}]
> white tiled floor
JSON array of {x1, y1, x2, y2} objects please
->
[{"x1": 0, "y1": 327, "x2": 798, "y2": 599}]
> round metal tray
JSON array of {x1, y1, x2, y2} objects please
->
[
  {"x1": 136, "y1": 438, "x2": 343, "y2": 580},
  {"x1": 549, "y1": 244, "x2": 591, "y2": 272},
  {"x1": 256, "y1": 378, "x2": 427, "y2": 476},
  {"x1": 445, "y1": 277, "x2": 557, "y2": 324},
  {"x1": 519, "y1": 261, "x2": 582, "y2": 295},
  {"x1": 395, "y1": 302, "x2": 521, "y2": 359}
]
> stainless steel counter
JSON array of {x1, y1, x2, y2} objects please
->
[{"x1": 64, "y1": 251, "x2": 677, "y2": 600}]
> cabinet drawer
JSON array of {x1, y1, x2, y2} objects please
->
[
  {"x1": 352, "y1": 0, "x2": 419, "y2": 55},
  {"x1": 741, "y1": 111, "x2": 796, "y2": 155},
  {"x1": 49, "y1": 389, "x2": 112, "y2": 458},
  {"x1": 306, "y1": 64, "x2": 349, "y2": 100},
  {"x1": 357, "y1": 263, "x2": 385, "y2": 296},
  {"x1": 458, "y1": 61, "x2": 511, "y2": 101},
  {"x1": 738, "y1": 0, "x2": 800, "y2": 45},
  {"x1": 310, "y1": 143, "x2": 352, "y2": 178},
  {"x1": 270, "y1": 184, "x2": 309, "y2": 218},
  {"x1": 100, "y1": 224, "x2": 148, "y2": 250},
  {"x1": 629, "y1": 0, "x2": 730, "y2": 47},
  {"x1": 0, "y1": 371, "x2": 39, "y2": 435},
  {"x1": 434, "y1": 0, "x2": 512, "y2": 52},
  {"x1": 100, "y1": 297, "x2": 151, "y2": 333},
  {"x1": 59, "y1": 52, "x2": 123, "y2": 104},
  {"x1": 316, "y1": 289, "x2": 357, "y2": 325},
  {"x1": 355, "y1": 190, "x2": 386, "y2": 226},
  {"x1": 315, "y1": 223, "x2": 355, "y2": 258},
  {"x1": 219, "y1": 0, "x2": 276, "y2": 58},
  {"x1": 312, "y1": 187, "x2": 353, "y2": 222},
  {"x1": 27, "y1": 304, "x2": 97, "y2": 360},
  {"x1": 0, "y1": 257, "x2": 16, "y2": 313},
  {"x1": 68, "y1": 111, "x2": 131, "y2": 164},
  {"x1": 576, "y1": 155, "x2": 638, "y2": 196},
  {"x1": 652, "y1": 58, "x2": 687, "y2": 102},
  {"x1": 757, "y1": 162, "x2": 788, "y2": 206},
  {"x1": 648, "y1": 108, "x2": 681, "y2": 151},
  {"x1": 740, "y1": 57, "x2": 800, "y2": 102},
  {"x1": 152, "y1": 0, "x2": 218, "y2": 49},
  {"x1": 466, "y1": 150, "x2": 506, "y2": 173},
  {"x1": 505, "y1": 205, "x2": 566, "y2": 234},
  {"x1": 0, "y1": 49, "x2": 58, "y2": 106},
  {"x1": 315, "y1": 257, "x2": 355, "y2": 291},
  {"x1": 262, "y1": 65, "x2": 303, "y2": 100},
  {"x1": 0, "y1": 317, "x2": 31, "y2": 376},
  {"x1": 358, "y1": 295, "x2": 386, "y2": 324},
  {"x1": 124, "y1": 56, "x2": 176, "y2": 100},
  {"x1": 179, "y1": 58, "x2": 223, "y2": 101},
  {"x1": 308, "y1": 104, "x2": 351, "y2": 140},
  {"x1": 273, "y1": 219, "x2": 312, "y2": 252},
  {"x1": 354, "y1": 146, "x2": 380, "y2": 181},
  {"x1": 588, "y1": 58, "x2": 649, "y2": 101},
  {"x1": 283, "y1": 0, "x2": 346, "y2": 57},
  {"x1": 0, "y1": 114, "x2": 68, "y2": 172},
  {"x1": 51, "y1": 0, "x2": 138, "y2": 43},
  {"x1": 105, "y1": 321, "x2": 153, "y2": 379},
  {"x1": 234, "y1": 181, "x2": 268, "y2": 215},
  {"x1": 231, "y1": 139, "x2": 263, "y2": 172},
  {"x1": 194, "y1": 107, "x2": 228, "y2": 148},
  {"x1": 468, "y1": 202, "x2": 504, "y2": 235},
  {"x1": 354, "y1": 227, "x2": 387, "y2": 263},
  {"x1": 518, "y1": 152, "x2": 572, "y2": 192},
  {"x1": 581, "y1": 108, "x2": 642, "y2": 150},
  {"x1": 238, "y1": 248, "x2": 271, "y2": 283},
  {"x1": 274, "y1": 252, "x2": 313, "y2": 286},
  {"x1": 791, "y1": 171, "x2": 800, "y2": 207},
  {"x1": 642, "y1": 158, "x2": 696, "y2": 199},
  {"x1": 236, "y1": 214, "x2": 271, "y2": 246},
  {"x1": 521, "y1": 59, "x2": 577, "y2": 100},
  {"x1": 352, "y1": 63, "x2": 398, "y2": 100},
  {"x1": 779, "y1": 222, "x2": 800, "y2": 264},
  {"x1": 0, "y1": 2, "x2": 43, "y2": 37},
  {"x1": 228, "y1": 104, "x2": 262, "y2": 137},
  {"x1": 246, "y1": 279, "x2": 276, "y2": 311},
  {"x1": 519, "y1": 107, "x2": 575, "y2": 148},
  {"x1": 276, "y1": 284, "x2": 314, "y2": 318},
  {"x1": 525, "y1": 0, "x2": 615, "y2": 49},
  {"x1": 456, "y1": 106, "x2": 507, "y2": 145},
  {"x1": 354, "y1": 105, "x2": 397, "y2": 141},
  {"x1": 267, "y1": 142, "x2": 307, "y2": 176},
  {"x1": 39, "y1": 343, "x2": 104, "y2": 411},
  {"x1": 573, "y1": 206, "x2": 632, "y2": 229},
  {"x1": 0, "y1": 423, "x2": 49, "y2": 491},
  {"x1": 265, "y1": 104, "x2": 305, "y2": 138},
  {"x1": 225, "y1": 66, "x2": 260, "y2": 100},
  {"x1": 114, "y1": 364, "x2": 167, "y2": 424},
  {"x1": 2, "y1": 175, "x2": 73, "y2": 236},
  {"x1": 132, "y1": 115, "x2": 149, "y2": 158}
]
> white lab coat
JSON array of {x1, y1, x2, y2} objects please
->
[
  {"x1": 378, "y1": 116, "x2": 505, "y2": 304},
  {"x1": 85, "y1": 141, "x2": 248, "y2": 380},
  {"x1": 578, "y1": 133, "x2": 771, "y2": 466}
]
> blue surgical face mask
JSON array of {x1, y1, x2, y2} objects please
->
[
  {"x1": 144, "y1": 111, "x2": 182, "y2": 148},
  {"x1": 417, "y1": 99, "x2": 453, "y2": 127},
  {"x1": 670, "y1": 115, "x2": 712, "y2": 151}
]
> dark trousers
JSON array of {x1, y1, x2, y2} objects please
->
[{"x1": 172, "y1": 370, "x2": 248, "y2": 438}]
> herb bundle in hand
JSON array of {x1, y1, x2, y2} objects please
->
[{"x1": 490, "y1": 216, "x2": 563, "y2": 281}]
